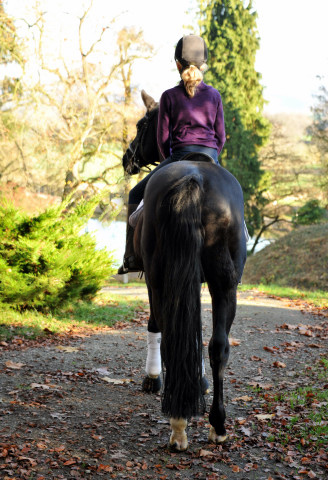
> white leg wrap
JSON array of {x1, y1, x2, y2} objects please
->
[
  {"x1": 145, "y1": 332, "x2": 162, "y2": 378},
  {"x1": 202, "y1": 357, "x2": 206, "y2": 376}
]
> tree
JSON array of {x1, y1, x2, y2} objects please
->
[
  {"x1": 0, "y1": 0, "x2": 22, "y2": 67},
  {"x1": 1, "y1": 0, "x2": 153, "y2": 213},
  {"x1": 0, "y1": 193, "x2": 114, "y2": 310},
  {"x1": 29, "y1": 3, "x2": 153, "y2": 201},
  {"x1": 0, "y1": 0, "x2": 25, "y2": 183},
  {"x1": 118, "y1": 27, "x2": 153, "y2": 151},
  {"x1": 309, "y1": 80, "x2": 328, "y2": 198},
  {"x1": 199, "y1": 0, "x2": 270, "y2": 236},
  {"x1": 251, "y1": 113, "x2": 322, "y2": 252}
]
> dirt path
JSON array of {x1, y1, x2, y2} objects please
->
[{"x1": 0, "y1": 288, "x2": 327, "y2": 480}]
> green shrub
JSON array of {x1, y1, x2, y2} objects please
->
[
  {"x1": 0, "y1": 195, "x2": 115, "y2": 310},
  {"x1": 292, "y1": 199, "x2": 327, "y2": 226}
]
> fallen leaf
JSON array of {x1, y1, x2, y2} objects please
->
[
  {"x1": 198, "y1": 449, "x2": 214, "y2": 457},
  {"x1": 55, "y1": 346, "x2": 79, "y2": 352},
  {"x1": 250, "y1": 356, "x2": 262, "y2": 362},
  {"x1": 248, "y1": 381, "x2": 273, "y2": 390},
  {"x1": 232, "y1": 395, "x2": 253, "y2": 402},
  {"x1": 300, "y1": 330, "x2": 314, "y2": 337},
  {"x1": 254, "y1": 414, "x2": 275, "y2": 421},
  {"x1": 229, "y1": 338, "x2": 241, "y2": 346},
  {"x1": 103, "y1": 377, "x2": 131, "y2": 385},
  {"x1": 30, "y1": 383, "x2": 51, "y2": 390},
  {"x1": 231, "y1": 464, "x2": 242, "y2": 472},
  {"x1": 5, "y1": 360, "x2": 26, "y2": 369},
  {"x1": 18, "y1": 456, "x2": 37, "y2": 466},
  {"x1": 54, "y1": 445, "x2": 65, "y2": 452},
  {"x1": 263, "y1": 346, "x2": 278, "y2": 353},
  {"x1": 280, "y1": 323, "x2": 297, "y2": 330},
  {"x1": 273, "y1": 361, "x2": 286, "y2": 368},
  {"x1": 36, "y1": 443, "x2": 47, "y2": 450},
  {"x1": 95, "y1": 367, "x2": 111, "y2": 375},
  {"x1": 97, "y1": 464, "x2": 113, "y2": 472},
  {"x1": 240, "y1": 426, "x2": 252, "y2": 436}
]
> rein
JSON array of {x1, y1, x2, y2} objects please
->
[{"x1": 125, "y1": 108, "x2": 159, "y2": 175}]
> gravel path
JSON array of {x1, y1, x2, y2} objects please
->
[{"x1": 0, "y1": 287, "x2": 327, "y2": 479}]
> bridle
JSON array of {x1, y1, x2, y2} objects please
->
[{"x1": 125, "y1": 108, "x2": 159, "y2": 175}]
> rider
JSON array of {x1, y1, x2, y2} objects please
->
[{"x1": 118, "y1": 34, "x2": 226, "y2": 274}]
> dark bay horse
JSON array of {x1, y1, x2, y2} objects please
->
[{"x1": 123, "y1": 91, "x2": 247, "y2": 451}]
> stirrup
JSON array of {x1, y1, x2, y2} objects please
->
[
  {"x1": 117, "y1": 263, "x2": 128, "y2": 275},
  {"x1": 117, "y1": 256, "x2": 142, "y2": 274}
]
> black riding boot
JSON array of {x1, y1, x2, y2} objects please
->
[{"x1": 117, "y1": 204, "x2": 143, "y2": 274}]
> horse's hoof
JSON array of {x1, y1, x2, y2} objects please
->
[
  {"x1": 208, "y1": 426, "x2": 228, "y2": 444},
  {"x1": 169, "y1": 418, "x2": 188, "y2": 451},
  {"x1": 168, "y1": 440, "x2": 188, "y2": 452},
  {"x1": 142, "y1": 375, "x2": 161, "y2": 394},
  {"x1": 201, "y1": 376, "x2": 210, "y2": 395}
]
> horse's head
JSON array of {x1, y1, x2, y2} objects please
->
[{"x1": 122, "y1": 90, "x2": 160, "y2": 175}]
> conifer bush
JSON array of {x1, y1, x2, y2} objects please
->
[{"x1": 0, "y1": 195, "x2": 115, "y2": 310}]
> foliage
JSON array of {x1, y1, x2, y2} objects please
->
[
  {"x1": 292, "y1": 199, "x2": 327, "y2": 226},
  {"x1": 0, "y1": 1, "x2": 25, "y2": 182},
  {"x1": 0, "y1": 195, "x2": 115, "y2": 311},
  {"x1": 199, "y1": 0, "x2": 270, "y2": 236},
  {"x1": 243, "y1": 222, "x2": 328, "y2": 291},
  {"x1": 0, "y1": 0, "x2": 22, "y2": 66},
  {"x1": 0, "y1": 1, "x2": 152, "y2": 207},
  {"x1": 248, "y1": 113, "x2": 324, "y2": 253},
  {"x1": 0, "y1": 290, "x2": 146, "y2": 340},
  {"x1": 309, "y1": 81, "x2": 328, "y2": 196}
]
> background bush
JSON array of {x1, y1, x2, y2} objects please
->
[
  {"x1": 292, "y1": 199, "x2": 327, "y2": 226},
  {"x1": 0, "y1": 195, "x2": 115, "y2": 310}
]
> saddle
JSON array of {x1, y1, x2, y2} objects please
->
[
  {"x1": 180, "y1": 152, "x2": 216, "y2": 164},
  {"x1": 129, "y1": 153, "x2": 216, "y2": 228}
]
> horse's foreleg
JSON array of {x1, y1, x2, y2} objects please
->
[
  {"x1": 169, "y1": 418, "x2": 188, "y2": 451},
  {"x1": 145, "y1": 331, "x2": 161, "y2": 377},
  {"x1": 142, "y1": 283, "x2": 162, "y2": 394}
]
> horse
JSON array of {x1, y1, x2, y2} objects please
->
[{"x1": 122, "y1": 90, "x2": 247, "y2": 451}]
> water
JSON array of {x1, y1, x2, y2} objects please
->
[
  {"x1": 247, "y1": 237, "x2": 272, "y2": 253},
  {"x1": 85, "y1": 219, "x2": 126, "y2": 267},
  {"x1": 85, "y1": 219, "x2": 272, "y2": 267}
]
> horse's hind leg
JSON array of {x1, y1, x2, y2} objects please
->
[
  {"x1": 169, "y1": 418, "x2": 188, "y2": 451},
  {"x1": 142, "y1": 282, "x2": 162, "y2": 394},
  {"x1": 208, "y1": 285, "x2": 237, "y2": 443}
]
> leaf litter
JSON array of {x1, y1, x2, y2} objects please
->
[{"x1": 0, "y1": 289, "x2": 327, "y2": 478}]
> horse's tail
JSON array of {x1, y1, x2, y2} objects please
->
[{"x1": 158, "y1": 173, "x2": 206, "y2": 420}]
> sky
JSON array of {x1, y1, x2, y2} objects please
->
[{"x1": 5, "y1": 0, "x2": 328, "y2": 116}]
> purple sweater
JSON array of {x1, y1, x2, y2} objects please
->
[{"x1": 157, "y1": 80, "x2": 226, "y2": 159}]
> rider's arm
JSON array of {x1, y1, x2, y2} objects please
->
[
  {"x1": 214, "y1": 94, "x2": 226, "y2": 156},
  {"x1": 157, "y1": 92, "x2": 171, "y2": 159}
]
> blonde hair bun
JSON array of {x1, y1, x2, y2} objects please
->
[{"x1": 181, "y1": 64, "x2": 205, "y2": 98}]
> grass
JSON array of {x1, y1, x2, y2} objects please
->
[
  {"x1": 1, "y1": 280, "x2": 326, "y2": 342},
  {"x1": 108, "y1": 280, "x2": 328, "y2": 309},
  {"x1": 243, "y1": 223, "x2": 328, "y2": 292},
  {"x1": 250, "y1": 358, "x2": 328, "y2": 451},
  {"x1": 282, "y1": 361, "x2": 328, "y2": 450},
  {"x1": 238, "y1": 283, "x2": 328, "y2": 308},
  {"x1": 0, "y1": 291, "x2": 148, "y2": 341}
]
